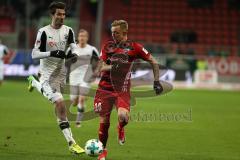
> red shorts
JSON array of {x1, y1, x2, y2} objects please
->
[{"x1": 94, "y1": 89, "x2": 130, "y2": 116}]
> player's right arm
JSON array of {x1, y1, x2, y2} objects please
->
[
  {"x1": 32, "y1": 30, "x2": 65, "y2": 59},
  {"x1": 93, "y1": 59, "x2": 112, "y2": 77},
  {"x1": 93, "y1": 43, "x2": 112, "y2": 76}
]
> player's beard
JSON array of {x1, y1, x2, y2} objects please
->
[{"x1": 55, "y1": 19, "x2": 64, "y2": 28}]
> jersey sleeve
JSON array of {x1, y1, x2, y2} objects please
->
[
  {"x1": 67, "y1": 28, "x2": 78, "y2": 54},
  {"x1": 31, "y1": 29, "x2": 50, "y2": 59},
  {"x1": 3, "y1": 45, "x2": 9, "y2": 55},
  {"x1": 92, "y1": 46, "x2": 100, "y2": 59},
  {"x1": 134, "y1": 42, "x2": 151, "y2": 61},
  {"x1": 66, "y1": 47, "x2": 72, "y2": 56}
]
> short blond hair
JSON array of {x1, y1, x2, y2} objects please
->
[
  {"x1": 79, "y1": 29, "x2": 89, "y2": 37},
  {"x1": 111, "y1": 20, "x2": 128, "y2": 32}
]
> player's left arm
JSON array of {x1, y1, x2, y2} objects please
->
[
  {"x1": 136, "y1": 43, "x2": 163, "y2": 94},
  {"x1": 146, "y1": 55, "x2": 163, "y2": 95},
  {"x1": 66, "y1": 28, "x2": 78, "y2": 63},
  {"x1": 146, "y1": 55, "x2": 159, "y2": 81}
]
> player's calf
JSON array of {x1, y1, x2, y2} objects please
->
[{"x1": 117, "y1": 108, "x2": 129, "y2": 145}]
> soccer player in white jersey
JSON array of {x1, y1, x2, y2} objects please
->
[
  {"x1": 67, "y1": 29, "x2": 99, "y2": 127},
  {"x1": 27, "y1": 2, "x2": 84, "y2": 154},
  {"x1": 0, "y1": 38, "x2": 9, "y2": 86}
]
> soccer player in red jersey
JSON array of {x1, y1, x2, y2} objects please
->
[{"x1": 93, "y1": 20, "x2": 163, "y2": 160}]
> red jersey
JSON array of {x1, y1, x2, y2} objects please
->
[{"x1": 98, "y1": 40, "x2": 151, "y2": 92}]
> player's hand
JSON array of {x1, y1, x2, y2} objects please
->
[
  {"x1": 66, "y1": 53, "x2": 78, "y2": 63},
  {"x1": 50, "y1": 50, "x2": 66, "y2": 59},
  {"x1": 153, "y1": 80, "x2": 163, "y2": 95}
]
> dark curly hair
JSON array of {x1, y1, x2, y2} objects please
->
[{"x1": 48, "y1": 1, "x2": 66, "y2": 15}]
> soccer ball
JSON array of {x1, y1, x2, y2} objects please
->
[{"x1": 84, "y1": 139, "x2": 103, "y2": 157}]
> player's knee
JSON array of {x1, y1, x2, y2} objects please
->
[
  {"x1": 79, "y1": 96, "x2": 85, "y2": 104},
  {"x1": 55, "y1": 100, "x2": 66, "y2": 116},
  {"x1": 118, "y1": 110, "x2": 129, "y2": 123},
  {"x1": 99, "y1": 114, "x2": 110, "y2": 123},
  {"x1": 119, "y1": 115, "x2": 129, "y2": 124}
]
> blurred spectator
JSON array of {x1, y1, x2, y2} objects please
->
[
  {"x1": 219, "y1": 46, "x2": 230, "y2": 57},
  {"x1": 88, "y1": 0, "x2": 98, "y2": 16},
  {"x1": 122, "y1": 0, "x2": 131, "y2": 5},
  {"x1": 207, "y1": 46, "x2": 217, "y2": 56},
  {"x1": 186, "y1": 47, "x2": 195, "y2": 55}
]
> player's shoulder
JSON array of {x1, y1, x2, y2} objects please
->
[
  {"x1": 103, "y1": 40, "x2": 115, "y2": 46},
  {"x1": 127, "y1": 40, "x2": 149, "y2": 55},
  {"x1": 61, "y1": 25, "x2": 73, "y2": 31},
  {"x1": 101, "y1": 40, "x2": 116, "y2": 54},
  {"x1": 87, "y1": 44, "x2": 98, "y2": 50},
  {"x1": 38, "y1": 25, "x2": 50, "y2": 33},
  {"x1": 129, "y1": 40, "x2": 143, "y2": 48}
]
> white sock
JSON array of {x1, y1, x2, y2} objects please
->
[
  {"x1": 62, "y1": 128, "x2": 76, "y2": 144},
  {"x1": 31, "y1": 78, "x2": 42, "y2": 93},
  {"x1": 76, "y1": 103, "x2": 84, "y2": 123},
  {"x1": 58, "y1": 121, "x2": 76, "y2": 145}
]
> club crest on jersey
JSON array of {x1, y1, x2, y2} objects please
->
[
  {"x1": 142, "y1": 48, "x2": 149, "y2": 54},
  {"x1": 124, "y1": 48, "x2": 130, "y2": 52},
  {"x1": 64, "y1": 34, "x2": 68, "y2": 40}
]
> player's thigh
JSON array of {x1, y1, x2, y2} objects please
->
[
  {"x1": 0, "y1": 65, "x2": 3, "y2": 81},
  {"x1": 116, "y1": 92, "x2": 131, "y2": 112},
  {"x1": 69, "y1": 84, "x2": 80, "y2": 102},
  {"x1": 79, "y1": 82, "x2": 90, "y2": 96},
  {"x1": 41, "y1": 80, "x2": 64, "y2": 103},
  {"x1": 94, "y1": 89, "x2": 115, "y2": 117}
]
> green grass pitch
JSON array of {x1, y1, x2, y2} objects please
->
[{"x1": 0, "y1": 80, "x2": 240, "y2": 160}]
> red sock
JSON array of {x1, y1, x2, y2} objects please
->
[
  {"x1": 118, "y1": 121, "x2": 128, "y2": 131},
  {"x1": 99, "y1": 123, "x2": 110, "y2": 148}
]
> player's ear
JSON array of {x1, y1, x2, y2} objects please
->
[{"x1": 49, "y1": 13, "x2": 54, "y2": 19}]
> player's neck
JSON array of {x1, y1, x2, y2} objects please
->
[
  {"x1": 78, "y1": 43, "x2": 86, "y2": 48},
  {"x1": 50, "y1": 22, "x2": 62, "y2": 29},
  {"x1": 116, "y1": 36, "x2": 128, "y2": 44}
]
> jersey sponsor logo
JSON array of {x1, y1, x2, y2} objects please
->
[
  {"x1": 49, "y1": 41, "x2": 55, "y2": 47},
  {"x1": 48, "y1": 41, "x2": 67, "y2": 48}
]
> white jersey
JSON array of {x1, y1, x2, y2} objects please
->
[
  {"x1": 69, "y1": 44, "x2": 99, "y2": 85},
  {"x1": 32, "y1": 25, "x2": 77, "y2": 83}
]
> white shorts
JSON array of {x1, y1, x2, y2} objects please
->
[
  {"x1": 40, "y1": 76, "x2": 64, "y2": 103},
  {"x1": 69, "y1": 82, "x2": 90, "y2": 100}
]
